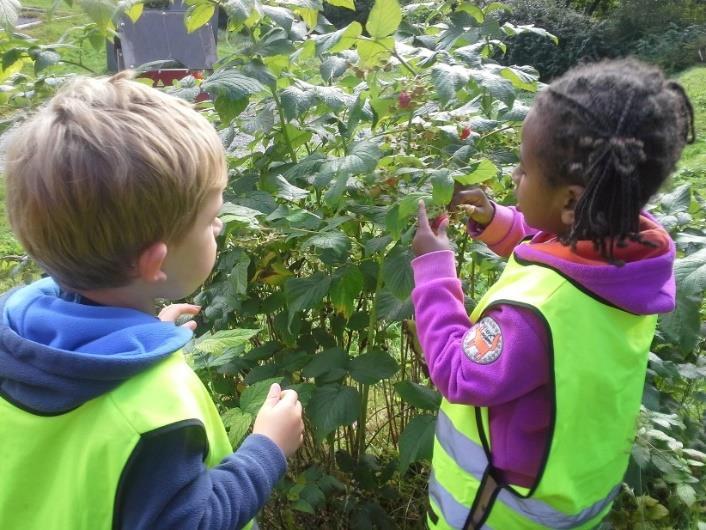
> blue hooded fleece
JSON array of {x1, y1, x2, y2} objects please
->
[{"x1": 0, "y1": 278, "x2": 286, "y2": 530}]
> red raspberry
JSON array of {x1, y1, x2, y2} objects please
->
[
  {"x1": 398, "y1": 91, "x2": 412, "y2": 109},
  {"x1": 460, "y1": 126, "x2": 472, "y2": 140}
]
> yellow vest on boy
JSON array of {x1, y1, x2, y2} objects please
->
[{"x1": 0, "y1": 351, "x2": 253, "y2": 530}]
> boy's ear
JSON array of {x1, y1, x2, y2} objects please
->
[
  {"x1": 560, "y1": 185, "x2": 585, "y2": 227},
  {"x1": 136, "y1": 242, "x2": 168, "y2": 283}
]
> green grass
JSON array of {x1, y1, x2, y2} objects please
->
[{"x1": 677, "y1": 66, "x2": 706, "y2": 172}]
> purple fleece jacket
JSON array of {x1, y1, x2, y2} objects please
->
[{"x1": 411, "y1": 204, "x2": 676, "y2": 487}]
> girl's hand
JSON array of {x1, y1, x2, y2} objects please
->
[
  {"x1": 158, "y1": 303, "x2": 201, "y2": 331},
  {"x1": 450, "y1": 187, "x2": 494, "y2": 226},
  {"x1": 413, "y1": 200, "x2": 452, "y2": 256}
]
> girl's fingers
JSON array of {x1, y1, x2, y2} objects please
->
[{"x1": 417, "y1": 200, "x2": 431, "y2": 231}]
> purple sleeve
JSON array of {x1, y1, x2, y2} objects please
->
[
  {"x1": 411, "y1": 250, "x2": 549, "y2": 406},
  {"x1": 468, "y1": 204, "x2": 539, "y2": 258},
  {"x1": 118, "y1": 427, "x2": 286, "y2": 530}
]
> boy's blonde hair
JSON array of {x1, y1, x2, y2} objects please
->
[{"x1": 5, "y1": 72, "x2": 227, "y2": 290}]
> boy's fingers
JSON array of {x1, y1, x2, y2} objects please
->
[
  {"x1": 417, "y1": 200, "x2": 431, "y2": 231},
  {"x1": 279, "y1": 389, "x2": 299, "y2": 406},
  {"x1": 264, "y1": 383, "x2": 282, "y2": 405},
  {"x1": 180, "y1": 320, "x2": 198, "y2": 332},
  {"x1": 158, "y1": 304, "x2": 201, "y2": 322}
]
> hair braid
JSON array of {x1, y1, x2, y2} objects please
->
[{"x1": 534, "y1": 59, "x2": 694, "y2": 262}]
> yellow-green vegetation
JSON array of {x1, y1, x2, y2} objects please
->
[{"x1": 677, "y1": 66, "x2": 706, "y2": 171}]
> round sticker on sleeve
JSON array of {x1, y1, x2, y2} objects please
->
[{"x1": 462, "y1": 317, "x2": 503, "y2": 364}]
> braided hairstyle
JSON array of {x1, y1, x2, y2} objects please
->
[{"x1": 533, "y1": 59, "x2": 695, "y2": 261}]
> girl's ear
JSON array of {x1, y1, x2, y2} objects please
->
[
  {"x1": 560, "y1": 185, "x2": 585, "y2": 227},
  {"x1": 136, "y1": 242, "x2": 168, "y2": 283}
]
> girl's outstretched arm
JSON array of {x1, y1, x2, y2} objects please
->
[
  {"x1": 467, "y1": 204, "x2": 538, "y2": 258},
  {"x1": 411, "y1": 250, "x2": 548, "y2": 405}
]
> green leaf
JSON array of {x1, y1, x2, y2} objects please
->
[
  {"x1": 382, "y1": 245, "x2": 413, "y2": 300},
  {"x1": 285, "y1": 272, "x2": 332, "y2": 315},
  {"x1": 185, "y1": 3, "x2": 215, "y2": 33},
  {"x1": 676, "y1": 483, "x2": 696, "y2": 507},
  {"x1": 457, "y1": 3, "x2": 483, "y2": 23},
  {"x1": 431, "y1": 170, "x2": 454, "y2": 206},
  {"x1": 500, "y1": 65, "x2": 539, "y2": 92},
  {"x1": 501, "y1": 22, "x2": 558, "y2": 45},
  {"x1": 325, "y1": 0, "x2": 354, "y2": 9},
  {"x1": 366, "y1": 0, "x2": 401, "y2": 39},
  {"x1": 399, "y1": 414, "x2": 436, "y2": 473},
  {"x1": 263, "y1": 173, "x2": 309, "y2": 201},
  {"x1": 455, "y1": 159, "x2": 498, "y2": 185},
  {"x1": 0, "y1": 0, "x2": 20, "y2": 28},
  {"x1": 356, "y1": 36, "x2": 394, "y2": 68},
  {"x1": 78, "y1": 0, "x2": 117, "y2": 30},
  {"x1": 307, "y1": 384, "x2": 361, "y2": 441},
  {"x1": 330, "y1": 264, "x2": 364, "y2": 318},
  {"x1": 262, "y1": 5, "x2": 294, "y2": 29},
  {"x1": 34, "y1": 50, "x2": 60, "y2": 74},
  {"x1": 349, "y1": 350, "x2": 399, "y2": 384},
  {"x1": 302, "y1": 347, "x2": 349, "y2": 381},
  {"x1": 222, "y1": 0, "x2": 262, "y2": 27},
  {"x1": 431, "y1": 63, "x2": 470, "y2": 105},
  {"x1": 214, "y1": 95, "x2": 249, "y2": 123},
  {"x1": 395, "y1": 381, "x2": 441, "y2": 410},
  {"x1": 320, "y1": 140, "x2": 382, "y2": 179},
  {"x1": 240, "y1": 377, "x2": 283, "y2": 415},
  {"x1": 315, "y1": 21, "x2": 362, "y2": 55},
  {"x1": 195, "y1": 328, "x2": 260, "y2": 356},
  {"x1": 320, "y1": 56, "x2": 349, "y2": 82},
  {"x1": 202, "y1": 69, "x2": 265, "y2": 100},
  {"x1": 221, "y1": 407, "x2": 253, "y2": 447},
  {"x1": 469, "y1": 69, "x2": 515, "y2": 107},
  {"x1": 220, "y1": 202, "x2": 262, "y2": 229},
  {"x1": 375, "y1": 288, "x2": 413, "y2": 321},
  {"x1": 304, "y1": 231, "x2": 351, "y2": 257},
  {"x1": 117, "y1": 0, "x2": 143, "y2": 22},
  {"x1": 659, "y1": 248, "x2": 706, "y2": 354}
]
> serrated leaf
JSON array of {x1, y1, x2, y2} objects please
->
[
  {"x1": 330, "y1": 264, "x2": 364, "y2": 318},
  {"x1": 222, "y1": 407, "x2": 253, "y2": 447},
  {"x1": 321, "y1": 56, "x2": 349, "y2": 82},
  {"x1": 220, "y1": 202, "x2": 262, "y2": 229},
  {"x1": 382, "y1": 246, "x2": 413, "y2": 300},
  {"x1": 366, "y1": 0, "x2": 401, "y2": 39},
  {"x1": 676, "y1": 484, "x2": 696, "y2": 507},
  {"x1": 356, "y1": 36, "x2": 394, "y2": 68},
  {"x1": 320, "y1": 140, "x2": 382, "y2": 179},
  {"x1": 185, "y1": 3, "x2": 215, "y2": 33},
  {"x1": 79, "y1": 0, "x2": 117, "y2": 30},
  {"x1": 307, "y1": 384, "x2": 361, "y2": 441},
  {"x1": 0, "y1": 0, "x2": 20, "y2": 27},
  {"x1": 349, "y1": 350, "x2": 398, "y2": 384},
  {"x1": 395, "y1": 381, "x2": 441, "y2": 410},
  {"x1": 315, "y1": 21, "x2": 362, "y2": 55},
  {"x1": 285, "y1": 272, "x2": 332, "y2": 318},
  {"x1": 431, "y1": 63, "x2": 471, "y2": 105},
  {"x1": 223, "y1": 0, "x2": 262, "y2": 26},
  {"x1": 264, "y1": 173, "x2": 309, "y2": 201},
  {"x1": 214, "y1": 95, "x2": 249, "y2": 123},
  {"x1": 500, "y1": 65, "x2": 539, "y2": 92},
  {"x1": 195, "y1": 328, "x2": 260, "y2": 356},
  {"x1": 501, "y1": 22, "x2": 558, "y2": 45},
  {"x1": 302, "y1": 347, "x2": 349, "y2": 381},
  {"x1": 431, "y1": 170, "x2": 454, "y2": 206},
  {"x1": 202, "y1": 69, "x2": 265, "y2": 100},
  {"x1": 375, "y1": 289, "x2": 413, "y2": 321},
  {"x1": 399, "y1": 414, "x2": 436, "y2": 473},
  {"x1": 34, "y1": 50, "x2": 60, "y2": 74},
  {"x1": 262, "y1": 5, "x2": 294, "y2": 29},
  {"x1": 304, "y1": 231, "x2": 351, "y2": 256},
  {"x1": 240, "y1": 377, "x2": 283, "y2": 415},
  {"x1": 457, "y1": 3, "x2": 483, "y2": 23},
  {"x1": 455, "y1": 159, "x2": 498, "y2": 185}
]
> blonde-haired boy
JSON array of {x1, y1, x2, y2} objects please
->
[{"x1": 0, "y1": 73, "x2": 303, "y2": 530}]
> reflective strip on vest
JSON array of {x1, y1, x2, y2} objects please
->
[
  {"x1": 435, "y1": 409, "x2": 621, "y2": 529},
  {"x1": 429, "y1": 472, "x2": 493, "y2": 530}
]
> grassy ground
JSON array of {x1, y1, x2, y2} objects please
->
[{"x1": 675, "y1": 66, "x2": 706, "y2": 171}]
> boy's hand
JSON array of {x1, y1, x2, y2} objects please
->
[
  {"x1": 253, "y1": 383, "x2": 304, "y2": 457},
  {"x1": 449, "y1": 187, "x2": 494, "y2": 226},
  {"x1": 158, "y1": 303, "x2": 201, "y2": 331},
  {"x1": 413, "y1": 201, "x2": 452, "y2": 256}
]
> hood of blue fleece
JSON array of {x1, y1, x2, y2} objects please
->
[{"x1": 0, "y1": 277, "x2": 193, "y2": 414}]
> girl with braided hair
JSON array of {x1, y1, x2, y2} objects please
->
[{"x1": 411, "y1": 59, "x2": 694, "y2": 530}]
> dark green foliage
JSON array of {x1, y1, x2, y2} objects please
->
[{"x1": 323, "y1": 0, "x2": 375, "y2": 30}]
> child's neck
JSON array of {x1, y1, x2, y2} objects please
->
[{"x1": 76, "y1": 284, "x2": 157, "y2": 315}]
